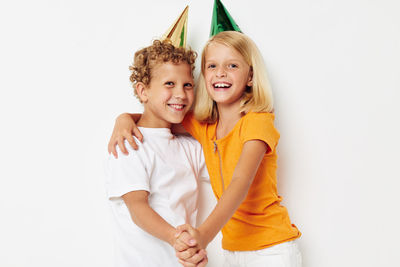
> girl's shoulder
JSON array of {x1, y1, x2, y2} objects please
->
[
  {"x1": 242, "y1": 111, "x2": 275, "y2": 123},
  {"x1": 240, "y1": 112, "x2": 278, "y2": 135},
  {"x1": 239, "y1": 112, "x2": 280, "y2": 148}
]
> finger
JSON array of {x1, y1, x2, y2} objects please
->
[
  {"x1": 117, "y1": 137, "x2": 128, "y2": 155},
  {"x1": 174, "y1": 237, "x2": 191, "y2": 252},
  {"x1": 176, "y1": 226, "x2": 197, "y2": 246},
  {"x1": 176, "y1": 224, "x2": 196, "y2": 235},
  {"x1": 176, "y1": 224, "x2": 192, "y2": 232},
  {"x1": 196, "y1": 255, "x2": 208, "y2": 267},
  {"x1": 178, "y1": 259, "x2": 196, "y2": 267},
  {"x1": 183, "y1": 249, "x2": 207, "y2": 265},
  {"x1": 108, "y1": 139, "x2": 118, "y2": 159},
  {"x1": 176, "y1": 247, "x2": 197, "y2": 260},
  {"x1": 177, "y1": 230, "x2": 197, "y2": 247},
  {"x1": 175, "y1": 225, "x2": 185, "y2": 238},
  {"x1": 125, "y1": 133, "x2": 138, "y2": 150},
  {"x1": 132, "y1": 127, "x2": 144, "y2": 143}
]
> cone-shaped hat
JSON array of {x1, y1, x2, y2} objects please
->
[
  {"x1": 210, "y1": 0, "x2": 241, "y2": 36},
  {"x1": 161, "y1": 6, "x2": 189, "y2": 48}
]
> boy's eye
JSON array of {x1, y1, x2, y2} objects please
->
[
  {"x1": 165, "y1": 81, "x2": 174, "y2": 86},
  {"x1": 207, "y1": 64, "x2": 216, "y2": 69}
]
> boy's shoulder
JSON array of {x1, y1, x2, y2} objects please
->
[
  {"x1": 176, "y1": 134, "x2": 198, "y2": 143},
  {"x1": 175, "y1": 134, "x2": 202, "y2": 150},
  {"x1": 110, "y1": 136, "x2": 150, "y2": 161}
]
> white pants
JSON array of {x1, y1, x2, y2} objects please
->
[{"x1": 222, "y1": 241, "x2": 302, "y2": 267}]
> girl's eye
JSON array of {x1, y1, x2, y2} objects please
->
[
  {"x1": 207, "y1": 64, "x2": 216, "y2": 69},
  {"x1": 228, "y1": 64, "x2": 238, "y2": 68},
  {"x1": 165, "y1": 81, "x2": 174, "y2": 86},
  {"x1": 184, "y1": 83, "x2": 193, "y2": 89}
]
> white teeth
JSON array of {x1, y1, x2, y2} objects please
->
[
  {"x1": 214, "y1": 83, "x2": 230, "y2": 88},
  {"x1": 168, "y1": 104, "x2": 185, "y2": 110}
]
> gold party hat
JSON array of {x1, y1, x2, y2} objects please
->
[{"x1": 161, "y1": 6, "x2": 189, "y2": 48}]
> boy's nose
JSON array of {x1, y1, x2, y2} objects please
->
[{"x1": 174, "y1": 86, "x2": 187, "y2": 99}]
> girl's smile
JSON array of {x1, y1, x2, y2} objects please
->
[
  {"x1": 204, "y1": 42, "x2": 252, "y2": 108},
  {"x1": 213, "y1": 82, "x2": 232, "y2": 90}
]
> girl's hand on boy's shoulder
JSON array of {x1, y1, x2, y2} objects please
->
[{"x1": 108, "y1": 113, "x2": 143, "y2": 158}]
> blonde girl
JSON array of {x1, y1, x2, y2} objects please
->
[{"x1": 109, "y1": 31, "x2": 301, "y2": 267}]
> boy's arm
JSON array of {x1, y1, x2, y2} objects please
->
[
  {"x1": 122, "y1": 190, "x2": 208, "y2": 266},
  {"x1": 176, "y1": 140, "x2": 268, "y2": 250},
  {"x1": 122, "y1": 190, "x2": 176, "y2": 246}
]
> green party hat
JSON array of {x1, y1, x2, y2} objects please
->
[
  {"x1": 210, "y1": 0, "x2": 242, "y2": 37},
  {"x1": 161, "y1": 6, "x2": 189, "y2": 48}
]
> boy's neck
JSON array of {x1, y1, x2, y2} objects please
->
[{"x1": 137, "y1": 111, "x2": 172, "y2": 129}]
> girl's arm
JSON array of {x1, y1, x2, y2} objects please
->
[
  {"x1": 171, "y1": 123, "x2": 188, "y2": 135},
  {"x1": 176, "y1": 139, "x2": 268, "y2": 249},
  {"x1": 108, "y1": 113, "x2": 188, "y2": 158},
  {"x1": 108, "y1": 113, "x2": 142, "y2": 158}
]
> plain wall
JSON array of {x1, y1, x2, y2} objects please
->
[{"x1": 1, "y1": 0, "x2": 399, "y2": 266}]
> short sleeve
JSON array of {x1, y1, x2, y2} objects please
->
[
  {"x1": 179, "y1": 135, "x2": 210, "y2": 183},
  {"x1": 181, "y1": 112, "x2": 203, "y2": 141},
  {"x1": 105, "y1": 140, "x2": 151, "y2": 200},
  {"x1": 240, "y1": 113, "x2": 280, "y2": 154},
  {"x1": 197, "y1": 146, "x2": 210, "y2": 183}
]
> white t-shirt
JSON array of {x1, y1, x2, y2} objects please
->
[{"x1": 105, "y1": 127, "x2": 208, "y2": 267}]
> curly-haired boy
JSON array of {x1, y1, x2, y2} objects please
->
[{"x1": 105, "y1": 40, "x2": 208, "y2": 267}]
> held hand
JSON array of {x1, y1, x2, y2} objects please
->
[
  {"x1": 174, "y1": 229, "x2": 197, "y2": 251},
  {"x1": 178, "y1": 252, "x2": 208, "y2": 267},
  {"x1": 173, "y1": 231, "x2": 207, "y2": 266},
  {"x1": 176, "y1": 224, "x2": 207, "y2": 249},
  {"x1": 176, "y1": 243, "x2": 208, "y2": 267},
  {"x1": 107, "y1": 113, "x2": 143, "y2": 158},
  {"x1": 174, "y1": 225, "x2": 208, "y2": 266}
]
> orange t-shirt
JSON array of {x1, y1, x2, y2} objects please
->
[{"x1": 182, "y1": 112, "x2": 301, "y2": 251}]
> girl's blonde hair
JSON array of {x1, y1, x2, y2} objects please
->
[{"x1": 194, "y1": 31, "x2": 274, "y2": 123}]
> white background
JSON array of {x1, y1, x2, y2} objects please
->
[{"x1": 1, "y1": 0, "x2": 399, "y2": 266}]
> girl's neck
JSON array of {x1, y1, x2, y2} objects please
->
[{"x1": 215, "y1": 102, "x2": 243, "y2": 139}]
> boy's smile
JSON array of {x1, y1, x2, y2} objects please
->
[{"x1": 137, "y1": 62, "x2": 194, "y2": 128}]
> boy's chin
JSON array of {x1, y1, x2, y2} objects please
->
[
  {"x1": 163, "y1": 113, "x2": 185, "y2": 124},
  {"x1": 167, "y1": 117, "x2": 185, "y2": 124}
]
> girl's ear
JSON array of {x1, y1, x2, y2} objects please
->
[
  {"x1": 247, "y1": 67, "x2": 253, "y2": 87},
  {"x1": 135, "y1": 82, "x2": 148, "y2": 103}
]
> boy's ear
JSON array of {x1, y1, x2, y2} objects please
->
[
  {"x1": 247, "y1": 68, "x2": 253, "y2": 87},
  {"x1": 135, "y1": 82, "x2": 148, "y2": 103}
]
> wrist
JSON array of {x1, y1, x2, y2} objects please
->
[
  {"x1": 166, "y1": 228, "x2": 177, "y2": 247},
  {"x1": 197, "y1": 226, "x2": 211, "y2": 249}
]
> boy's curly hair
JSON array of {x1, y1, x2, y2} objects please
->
[{"x1": 129, "y1": 39, "x2": 197, "y2": 100}]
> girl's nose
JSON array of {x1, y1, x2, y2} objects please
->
[{"x1": 216, "y1": 67, "x2": 227, "y2": 78}]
